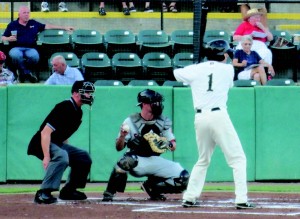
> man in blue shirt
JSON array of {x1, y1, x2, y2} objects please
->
[
  {"x1": 1, "y1": 5, "x2": 74, "y2": 83},
  {"x1": 45, "y1": 55, "x2": 84, "y2": 85}
]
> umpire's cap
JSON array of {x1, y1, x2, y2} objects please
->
[
  {"x1": 71, "y1": 80, "x2": 95, "y2": 93},
  {"x1": 205, "y1": 39, "x2": 231, "y2": 61}
]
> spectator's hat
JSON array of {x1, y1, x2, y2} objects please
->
[
  {"x1": 0, "y1": 51, "x2": 6, "y2": 64},
  {"x1": 244, "y1": 8, "x2": 263, "y2": 20}
]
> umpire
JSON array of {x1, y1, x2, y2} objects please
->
[{"x1": 27, "y1": 80, "x2": 95, "y2": 204}]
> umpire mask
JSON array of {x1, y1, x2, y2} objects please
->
[
  {"x1": 72, "y1": 81, "x2": 96, "y2": 106},
  {"x1": 137, "y1": 89, "x2": 164, "y2": 118}
]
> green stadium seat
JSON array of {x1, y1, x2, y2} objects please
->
[
  {"x1": 234, "y1": 80, "x2": 261, "y2": 87},
  {"x1": 137, "y1": 30, "x2": 173, "y2": 58},
  {"x1": 71, "y1": 29, "x2": 105, "y2": 58},
  {"x1": 81, "y1": 52, "x2": 112, "y2": 82},
  {"x1": 173, "y1": 52, "x2": 194, "y2": 69},
  {"x1": 111, "y1": 52, "x2": 143, "y2": 85},
  {"x1": 94, "y1": 80, "x2": 124, "y2": 86},
  {"x1": 266, "y1": 79, "x2": 295, "y2": 86},
  {"x1": 170, "y1": 30, "x2": 194, "y2": 54},
  {"x1": 127, "y1": 80, "x2": 159, "y2": 86},
  {"x1": 162, "y1": 80, "x2": 189, "y2": 87},
  {"x1": 142, "y1": 52, "x2": 173, "y2": 85},
  {"x1": 104, "y1": 29, "x2": 137, "y2": 58}
]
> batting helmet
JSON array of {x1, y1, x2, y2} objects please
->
[{"x1": 205, "y1": 39, "x2": 231, "y2": 61}]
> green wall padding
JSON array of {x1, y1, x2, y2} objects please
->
[
  {"x1": 7, "y1": 85, "x2": 89, "y2": 180},
  {"x1": 173, "y1": 87, "x2": 255, "y2": 182},
  {"x1": 255, "y1": 87, "x2": 300, "y2": 180},
  {"x1": 0, "y1": 87, "x2": 7, "y2": 182},
  {"x1": 90, "y1": 86, "x2": 173, "y2": 182}
]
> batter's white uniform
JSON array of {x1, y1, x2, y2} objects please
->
[{"x1": 174, "y1": 61, "x2": 249, "y2": 204}]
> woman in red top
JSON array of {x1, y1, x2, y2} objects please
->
[{"x1": 233, "y1": 8, "x2": 273, "y2": 65}]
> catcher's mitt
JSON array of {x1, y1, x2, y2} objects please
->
[{"x1": 143, "y1": 132, "x2": 169, "y2": 154}]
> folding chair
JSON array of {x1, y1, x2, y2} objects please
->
[
  {"x1": 234, "y1": 80, "x2": 260, "y2": 87},
  {"x1": 266, "y1": 79, "x2": 295, "y2": 86},
  {"x1": 127, "y1": 80, "x2": 159, "y2": 86},
  {"x1": 94, "y1": 80, "x2": 124, "y2": 86},
  {"x1": 170, "y1": 30, "x2": 194, "y2": 54},
  {"x1": 173, "y1": 52, "x2": 194, "y2": 69}
]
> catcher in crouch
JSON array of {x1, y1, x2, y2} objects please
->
[{"x1": 102, "y1": 89, "x2": 189, "y2": 201}]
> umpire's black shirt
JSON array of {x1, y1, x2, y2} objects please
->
[{"x1": 28, "y1": 97, "x2": 82, "y2": 160}]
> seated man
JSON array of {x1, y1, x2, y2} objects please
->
[
  {"x1": 0, "y1": 51, "x2": 15, "y2": 86},
  {"x1": 102, "y1": 89, "x2": 189, "y2": 201},
  {"x1": 1, "y1": 5, "x2": 73, "y2": 83},
  {"x1": 45, "y1": 55, "x2": 84, "y2": 85}
]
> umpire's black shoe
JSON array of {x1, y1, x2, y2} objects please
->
[
  {"x1": 59, "y1": 187, "x2": 87, "y2": 200},
  {"x1": 235, "y1": 202, "x2": 256, "y2": 209},
  {"x1": 141, "y1": 182, "x2": 166, "y2": 201},
  {"x1": 102, "y1": 191, "x2": 114, "y2": 202},
  {"x1": 34, "y1": 189, "x2": 57, "y2": 204}
]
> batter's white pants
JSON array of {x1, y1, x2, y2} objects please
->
[{"x1": 183, "y1": 109, "x2": 248, "y2": 204}]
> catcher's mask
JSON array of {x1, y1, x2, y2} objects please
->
[
  {"x1": 137, "y1": 89, "x2": 164, "y2": 118},
  {"x1": 72, "y1": 81, "x2": 95, "y2": 106}
]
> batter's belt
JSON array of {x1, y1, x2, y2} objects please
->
[{"x1": 196, "y1": 107, "x2": 220, "y2": 113}]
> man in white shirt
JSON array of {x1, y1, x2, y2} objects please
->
[
  {"x1": 174, "y1": 39, "x2": 255, "y2": 210},
  {"x1": 45, "y1": 55, "x2": 83, "y2": 85}
]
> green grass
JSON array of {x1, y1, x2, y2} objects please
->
[{"x1": 1, "y1": 183, "x2": 300, "y2": 194}]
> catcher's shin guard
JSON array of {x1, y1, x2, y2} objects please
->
[
  {"x1": 105, "y1": 168, "x2": 128, "y2": 194},
  {"x1": 150, "y1": 170, "x2": 190, "y2": 194}
]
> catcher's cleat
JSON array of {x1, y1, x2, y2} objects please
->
[
  {"x1": 34, "y1": 189, "x2": 57, "y2": 204},
  {"x1": 235, "y1": 202, "x2": 256, "y2": 209},
  {"x1": 182, "y1": 200, "x2": 200, "y2": 208},
  {"x1": 59, "y1": 187, "x2": 87, "y2": 200},
  {"x1": 141, "y1": 182, "x2": 166, "y2": 201},
  {"x1": 102, "y1": 191, "x2": 114, "y2": 202}
]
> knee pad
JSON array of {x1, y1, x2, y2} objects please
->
[
  {"x1": 174, "y1": 169, "x2": 190, "y2": 188},
  {"x1": 117, "y1": 153, "x2": 138, "y2": 171}
]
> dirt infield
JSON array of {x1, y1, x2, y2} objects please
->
[{"x1": 1, "y1": 191, "x2": 300, "y2": 219}]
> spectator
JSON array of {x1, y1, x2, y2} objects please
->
[
  {"x1": 233, "y1": 35, "x2": 275, "y2": 85},
  {"x1": 122, "y1": 2, "x2": 136, "y2": 15},
  {"x1": 99, "y1": 2, "x2": 146, "y2": 16},
  {"x1": 233, "y1": 8, "x2": 273, "y2": 65},
  {"x1": 237, "y1": 1, "x2": 267, "y2": 27},
  {"x1": 0, "y1": 51, "x2": 15, "y2": 86},
  {"x1": 162, "y1": 2, "x2": 177, "y2": 12},
  {"x1": 41, "y1": 2, "x2": 68, "y2": 12},
  {"x1": 1, "y1": 6, "x2": 74, "y2": 83},
  {"x1": 45, "y1": 55, "x2": 84, "y2": 85}
]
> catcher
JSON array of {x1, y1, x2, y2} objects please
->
[{"x1": 102, "y1": 89, "x2": 189, "y2": 201}]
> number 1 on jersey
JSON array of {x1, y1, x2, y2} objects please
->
[{"x1": 207, "y1": 73, "x2": 213, "y2": 91}]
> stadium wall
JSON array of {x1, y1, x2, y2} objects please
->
[{"x1": 0, "y1": 85, "x2": 300, "y2": 183}]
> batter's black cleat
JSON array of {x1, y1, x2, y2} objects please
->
[
  {"x1": 34, "y1": 189, "x2": 57, "y2": 204},
  {"x1": 102, "y1": 191, "x2": 114, "y2": 202},
  {"x1": 235, "y1": 202, "x2": 256, "y2": 209},
  {"x1": 182, "y1": 200, "x2": 200, "y2": 208},
  {"x1": 59, "y1": 187, "x2": 87, "y2": 200},
  {"x1": 141, "y1": 182, "x2": 166, "y2": 201}
]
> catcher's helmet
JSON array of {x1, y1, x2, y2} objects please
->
[
  {"x1": 137, "y1": 89, "x2": 164, "y2": 118},
  {"x1": 205, "y1": 39, "x2": 231, "y2": 61},
  {"x1": 72, "y1": 80, "x2": 95, "y2": 106}
]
